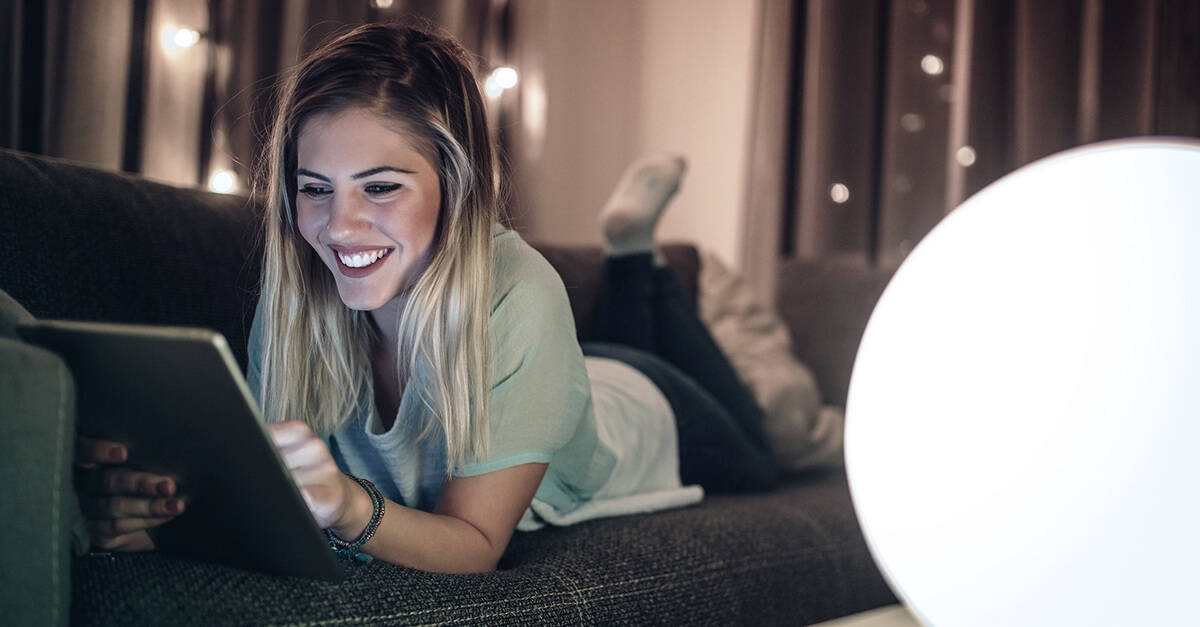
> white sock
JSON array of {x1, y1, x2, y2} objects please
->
[{"x1": 600, "y1": 154, "x2": 686, "y2": 257}]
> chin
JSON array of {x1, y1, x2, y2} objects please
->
[{"x1": 333, "y1": 289, "x2": 388, "y2": 312}]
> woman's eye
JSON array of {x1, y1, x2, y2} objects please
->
[
  {"x1": 365, "y1": 183, "x2": 403, "y2": 196},
  {"x1": 299, "y1": 184, "x2": 332, "y2": 199}
]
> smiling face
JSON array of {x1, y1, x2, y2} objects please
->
[{"x1": 295, "y1": 108, "x2": 442, "y2": 321}]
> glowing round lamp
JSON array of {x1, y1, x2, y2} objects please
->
[{"x1": 845, "y1": 138, "x2": 1200, "y2": 626}]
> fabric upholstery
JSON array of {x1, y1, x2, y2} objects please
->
[
  {"x1": 697, "y1": 251, "x2": 845, "y2": 471},
  {"x1": 532, "y1": 241, "x2": 699, "y2": 342},
  {"x1": 0, "y1": 149, "x2": 262, "y2": 370},
  {"x1": 773, "y1": 257, "x2": 897, "y2": 408},
  {"x1": 0, "y1": 335, "x2": 76, "y2": 627},
  {"x1": 72, "y1": 472, "x2": 893, "y2": 626},
  {"x1": 1, "y1": 287, "x2": 35, "y2": 338}
]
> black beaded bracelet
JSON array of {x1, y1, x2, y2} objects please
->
[{"x1": 326, "y1": 474, "x2": 386, "y2": 563}]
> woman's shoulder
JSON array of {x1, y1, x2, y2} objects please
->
[{"x1": 491, "y1": 226, "x2": 566, "y2": 299}]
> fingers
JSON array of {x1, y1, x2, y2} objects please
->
[
  {"x1": 78, "y1": 493, "x2": 185, "y2": 519},
  {"x1": 73, "y1": 434, "x2": 183, "y2": 551},
  {"x1": 77, "y1": 466, "x2": 176, "y2": 497},
  {"x1": 268, "y1": 421, "x2": 338, "y2": 478},
  {"x1": 75, "y1": 435, "x2": 128, "y2": 467},
  {"x1": 87, "y1": 518, "x2": 173, "y2": 549},
  {"x1": 266, "y1": 420, "x2": 317, "y2": 449},
  {"x1": 267, "y1": 421, "x2": 349, "y2": 527}
]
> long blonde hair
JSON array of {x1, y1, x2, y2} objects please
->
[{"x1": 257, "y1": 22, "x2": 498, "y2": 471}]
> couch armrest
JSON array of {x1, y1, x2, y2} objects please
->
[{"x1": 0, "y1": 338, "x2": 78, "y2": 627}]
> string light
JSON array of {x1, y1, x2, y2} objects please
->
[
  {"x1": 485, "y1": 67, "x2": 519, "y2": 97},
  {"x1": 209, "y1": 169, "x2": 237, "y2": 194},
  {"x1": 164, "y1": 27, "x2": 201, "y2": 50},
  {"x1": 920, "y1": 54, "x2": 945, "y2": 75},
  {"x1": 830, "y1": 183, "x2": 850, "y2": 204}
]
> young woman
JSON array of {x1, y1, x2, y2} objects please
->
[{"x1": 74, "y1": 21, "x2": 774, "y2": 574}]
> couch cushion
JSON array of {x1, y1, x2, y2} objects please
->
[
  {"x1": 0, "y1": 148, "x2": 262, "y2": 370},
  {"x1": 72, "y1": 470, "x2": 895, "y2": 626},
  {"x1": 774, "y1": 258, "x2": 896, "y2": 408}
]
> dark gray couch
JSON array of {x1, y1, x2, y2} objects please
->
[{"x1": 0, "y1": 147, "x2": 897, "y2": 626}]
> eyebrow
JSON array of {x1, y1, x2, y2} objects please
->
[{"x1": 297, "y1": 166, "x2": 417, "y2": 182}]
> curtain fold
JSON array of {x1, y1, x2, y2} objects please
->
[
  {"x1": 743, "y1": 0, "x2": 1200, "y2": 297},
  {"x1": 2, "y1": 0, "x2": 501, "y2": 192}
]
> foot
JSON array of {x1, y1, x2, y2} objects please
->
[{"x1": 600, "y1": 154, "x2": 686, "y2": 256}]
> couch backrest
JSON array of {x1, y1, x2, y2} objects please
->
[
  {"x1": 0, "y1": 148, "x2": 263, "y2": 369},
  {"x1": 775, "y1": 257, "x2": 896, "y2": 408},
  {"x1": 0, "y1": 148, "x2": 701, "y2": 372}
]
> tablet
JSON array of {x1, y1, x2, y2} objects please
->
[{"x1": 19, "y1": 319, "x2": 346, "y2": 582}]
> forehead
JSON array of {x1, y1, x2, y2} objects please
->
[{"x1": 297, "y1": 108, "x2": 431, "y2": 168}]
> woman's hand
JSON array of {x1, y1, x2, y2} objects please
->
[
  {"x1": 266, "y1": 421, "x2": 371, "y2": 540},
  {"x1": 266, "y1": 421, "x2": 547, "y2": 573},
  {"x1": 74, "y1": 435, "x2": 185, "y2": 551}
]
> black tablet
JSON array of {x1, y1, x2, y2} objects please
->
[{"x1": 19, "y1": 320, "x2": 346, "y2": 582}]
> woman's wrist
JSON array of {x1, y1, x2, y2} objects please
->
[
  {"x1": 329, "y1": 473, "x2": 375, "y2": 542},
  {"x1": 326, "y1": 474, "x2": 387, "y2": 563}
]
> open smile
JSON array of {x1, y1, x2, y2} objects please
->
[
  {"x1": 337, "y1": 247, "x2": 393, "y2": 268},
  {"x1": 331, "y1": 246, "x2": 395, "y2": 279}
]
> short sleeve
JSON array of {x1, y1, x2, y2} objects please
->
[{"x1": 455, "y1": 231, "x2": 597, "y2": 478}]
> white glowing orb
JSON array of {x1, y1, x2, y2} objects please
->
[{"x1": 845, "y1": 138, "x2": 1200, "y2": 626}]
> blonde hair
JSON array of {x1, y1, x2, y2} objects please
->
[{"x1": 256, "y1": 22, "x2": 499, "y2": 471}]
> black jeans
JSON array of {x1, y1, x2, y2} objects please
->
[{"x1": 583, "y1": 253, "x2": 776, "y2": 492}]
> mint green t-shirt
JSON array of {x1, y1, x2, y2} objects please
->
[{"x1": 248, "y1": 228, "x2": 614, "y2": 518}]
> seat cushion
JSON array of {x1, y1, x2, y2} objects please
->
[{"x1": 72, "y1": 471, "x2": 895, "y2": 626}]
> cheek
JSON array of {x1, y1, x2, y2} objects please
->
[{"x1": 295, "y1": 200, "x2": 325, "y2": 251}]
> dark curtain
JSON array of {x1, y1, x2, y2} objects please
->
[
  {"x1": 1, "y1": 0, "x2": 507, "y2": 192},
  {"x1": 742, "y1": 0, "x2": 1200, "y2": 302}
]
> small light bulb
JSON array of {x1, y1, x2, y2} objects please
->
[
  {"x1": 920, "y1": 54, "x2": 945, "y2": 75},
  {"x1": 165, "y1": 28, "x2": 201, "y2": 50},
  {"x1": 956, "y1": 145, "x2": 977, "y2": 167},
  {"x1": 830, "y1": 183, "x2": 850, "y2": 204},
  {"x1": 485, "y1": 67, "x2": 519, "y2": 97},
  {"x1": 209, "y1": 170, "x2": 236, "y2": 194}
]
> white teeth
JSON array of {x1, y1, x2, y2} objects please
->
[{"x1": 338, "y1": 248, "x2": 389, "y2": 268}]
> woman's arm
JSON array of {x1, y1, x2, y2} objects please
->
[{"x1": 268, "y1": 420, "x2": 546, "y2": 573}]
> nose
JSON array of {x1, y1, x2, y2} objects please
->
[{"x1": 322, "y1": 192, "x2": 371, "y2": 242}]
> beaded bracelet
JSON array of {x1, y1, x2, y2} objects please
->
[{"x1": 325, "y1": 474, "x2": 386, "y2": 563}]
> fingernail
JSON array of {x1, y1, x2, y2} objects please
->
[
  {"x1": 166, "y1": 499, "x2": 184, "y2": 514},
  {"x1": 155, "y1": 480, "x2": 173, "y2": 497},
  {"x1": 108, "y1": 445, "x2": 127, "y2": 463}
]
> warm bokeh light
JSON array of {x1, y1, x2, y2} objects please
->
[
  {"x1": 209, "y1": 169, "x2": 236, "y2": 194},
  {"x1": 955, "y1": 145, "x2": 977, "y2": 166},
  {"x1": 900, "y1": 113, "x2": 925, "y2": 133},
  {"x1": 164, "y1": 27, "x2": 201, "y2": 50},
  {"x1": 920, "y1": 54, "x2": 944, "y2": 75},
  {"x1": 485, "y1": 67, "x2": 519, "y2": 97},
  {"x1": 830, "y1": 183, "x2": 850, "y2": 204}
]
